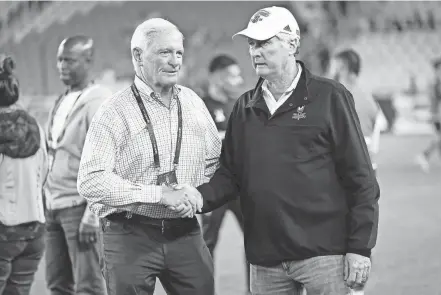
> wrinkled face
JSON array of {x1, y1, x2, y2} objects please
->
[
  {"x1": 57, "y1": 44, "x2": 89, "y2": 86},
  {"x1": 328, "y1": 57, "x2": 348, "y2": 83},
  {"x1": 248, "y1": 35, "x2": 291, "y2": 80},
  {"x1": 140, "y1": 29, "x2": 184, "y2": 89}
]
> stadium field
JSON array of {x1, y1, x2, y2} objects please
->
[{"x1": 30, "y1": 134, "x2": 441, "y2": 295}]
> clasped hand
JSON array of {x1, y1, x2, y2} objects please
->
[{"x1": 159, "y1": 184, "x2": 202, "y2": 218}]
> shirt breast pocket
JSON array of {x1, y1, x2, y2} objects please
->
[
  {"x1": 181, "y1": 115, "x2": 205, "y2": 162},
  {"x1": 278, "y1": 124, "x2": 324, "y2": 160},
  {"x1": 119, "y1": 129, "x2": 156, "y2": 171}
]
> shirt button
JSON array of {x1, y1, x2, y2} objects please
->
[
  {"x1": 304, "y1": 97, "x2": 308, "y2": 100},
  {"x1": 289, "y1": 103, "x2": 293, "y2": 106}
]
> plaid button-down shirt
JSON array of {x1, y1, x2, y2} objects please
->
[{"x1": 77, "y1": 77, "x2": 221, "y2": 219}]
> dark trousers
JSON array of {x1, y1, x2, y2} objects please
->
[
  {"x1": 0, "y1": 232, "x2": 44, "y2": 295},
  {"x1": 201, "y1": 199, "x2": 250, "y2": 292},
  {"x1": 45, "y1": 204, "x2": 106, "y2": 295},
  {"x1": 101, "y1": 214, "x2": 214, "y2": 295}
]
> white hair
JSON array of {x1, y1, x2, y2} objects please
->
[
  {"x1": 130, "y1": 18, "x2": 183, "y2": 69},
  {"x1": 275, "y1": 32, "x2": 300, "y2": 55}
]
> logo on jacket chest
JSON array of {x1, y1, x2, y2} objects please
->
[{"x1": 292, "y1": 105, "x2": 306, "y2": 120}]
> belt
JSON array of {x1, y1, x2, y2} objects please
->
[{"x1": 105, "y1": 212, "x2": 197, "y2": 234}]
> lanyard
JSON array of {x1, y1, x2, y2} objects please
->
[
  {"x1": 47, "y1": 90, "x2": 84, "y2": 147},
  {"x1": 131, "y1": 84, "x2": 183, "y2": 169}
]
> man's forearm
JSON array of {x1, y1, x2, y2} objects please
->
[
  {"x1": 197, "y1": 166, "x2": 239, "y2": 213},
  {"x1": 78, "y1": 170, "x2": 162, "y2": 208}
]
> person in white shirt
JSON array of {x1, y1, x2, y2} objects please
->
[{"x1": 44, "y1": 36, "x2": 111, "y2": 295}]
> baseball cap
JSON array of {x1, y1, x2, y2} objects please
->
[{"x1": 233, "y1": 6, "x2": 300, "y2": 41}]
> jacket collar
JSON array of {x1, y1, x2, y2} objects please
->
[{"x1": 245, "y1": 60, "x2": 312, "y2": 111}]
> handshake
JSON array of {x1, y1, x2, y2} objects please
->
[{"x1": 159, "y1": 184, "x2": 203, "y2": 218}]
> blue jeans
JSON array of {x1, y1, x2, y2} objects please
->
[
  {"x1": 45, "y1": 204, "x2": 106, "y2": 295},
  {"x1": 250, "y1": 255, "x2": 351, "y2": 295},
  {"x1": 0, "y1": 233, "x2": 44, "y2": 295}
]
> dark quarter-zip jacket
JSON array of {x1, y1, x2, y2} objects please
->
[{"x1": 198, "y1": 62, "x2": 380, "y2": 267}]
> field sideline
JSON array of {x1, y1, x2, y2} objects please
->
[{"x1": 30, "y1": 134, "x2": 441, "y2": 295}]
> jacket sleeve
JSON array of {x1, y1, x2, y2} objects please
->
[
  {"x1": 197, "y1": 100, "x2": 241, "y2": 213},
  {"x1": 330, "y1": 85, "x2": 380, "y2": 258}
]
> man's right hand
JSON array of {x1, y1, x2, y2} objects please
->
[{"x1": 173, "y1": 184, "x2": 203, "y2": 212}]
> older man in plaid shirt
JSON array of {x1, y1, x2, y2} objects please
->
[{"x1": 77, "y1": 18, "x2": 221, "y2": 295}]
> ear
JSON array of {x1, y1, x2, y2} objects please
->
[
  {"x1": 84, "y1": 51, "x2": 94, "y2": 65},
  {"x1": 292, "y1": 39, "x2": 300, "y2": 56},
  {"x1": 132, "y1": 47, "x2": 143, "y2": 62}
]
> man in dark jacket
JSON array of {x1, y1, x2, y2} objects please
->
[
  {"x1": 171, "y1": 6, "x2": 380, "y2": 295},
  {"x1": 201, "y1": 54, "x2": 250, "y2": 294}
]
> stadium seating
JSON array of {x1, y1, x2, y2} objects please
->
[{"x1": 1, "y1": 1, "x2": 440, "y2": 108}]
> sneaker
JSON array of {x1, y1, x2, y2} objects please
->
[{"x1": 415, "y1": 154, "x2": 430, "y2": 173}]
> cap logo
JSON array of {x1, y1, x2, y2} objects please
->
[
  {"x1": 283, "y1": 25, "x2": 291, "y2": 32},
  {"x1": 250, "y1": 9, "x2": 270, "y2": 23}
]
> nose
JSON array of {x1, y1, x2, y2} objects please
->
[
  {"x1": 169, "y1": 53, "x2": 181, "y2": 68},
  {"x1": 249, "y1": 45, "x2": 262, "y2": 59}
]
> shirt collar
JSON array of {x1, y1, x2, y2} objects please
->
[
  {"x1": 261, "y1": 63, "x2": 302, "y2": 96},
  {"x1": 246, "y1": 60, "x2": 312, "y2": 109},
  {"x1": 133, "y1": 75, "x2": 181, "y2": 101}
]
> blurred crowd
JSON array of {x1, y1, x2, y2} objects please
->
[{"x1": 0, "y1": 2, "x2": 440, "y2": 295}]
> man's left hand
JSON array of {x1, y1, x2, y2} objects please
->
[
  {"x1": 344, "y1": 253, "x2": 371, "y2": 289},
  {"x1": 78, "y1": 222, "x2": 98, "y2": 251}
]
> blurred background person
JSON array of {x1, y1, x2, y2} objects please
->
[
  {"x1": 0, "y1": 55, "x2": 47, "y2": 295},
  {"x1": 43, "y1": 36, "x2": 110, "y2": 295},
  {"x1": 415, "y1": 58, "x2": 441, "y2": 172},
  {"x1": 328, "y1": 48, "x2": 385, "y2": 173},
  {"x1": 200, "y1": 54, "x2": 250, "y2": 294}
]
